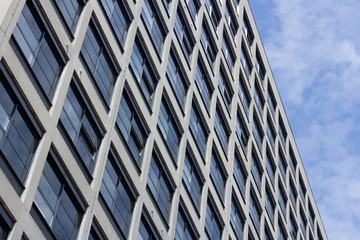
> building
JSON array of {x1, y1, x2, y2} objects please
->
[{"x1": 0, "y1": 0, "x2": 327, "y2": 239}]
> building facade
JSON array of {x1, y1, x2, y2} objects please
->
[{"x1": 0, "y1": 0, "x2": 327, "y2": 239}]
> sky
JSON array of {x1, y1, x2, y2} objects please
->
[{"x1": 248, "y1": 0, "x2": 360, "y2": 239}]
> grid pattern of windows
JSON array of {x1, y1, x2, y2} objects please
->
[
  {"x1": 200, "y1": 22, "x2": 217, "y2": 69},
  {"x1": 33, "y1": 150, "x2": 85, "y2": 240},
  {"x1": 166, "y1": 48, "x2": 188, "y2": 109},
  {"x1": 158, "y1": 96, "x2": 182, "y2": 162},
  {"x1": 59, "y1": 78, "x2": 103, "y2": 178},
  {"x1": 129, "y1": 35, "x2": 158, "y2": 106},
  {"x1": 147, "y1": 149, "x2": 174, "y2": 223},
  {"x1": 218, "y1": 67, "x2": 233, "y2": 112},
  {"x1": 174, "y1": 8, "x2": 195, "y2": 64},
  {"x1": 195, "y1": 56, "x2": 213, "y2": 112},
  {"x1": 183, "y1": 149, "x2": 203, "y2": 210},
  {"x1": 234, "y1": 150, "x2": 247, "y2": 198},
  {"x1": 117, "y1": 87, "x2": 148, "y2": 168},
  {"x1": 99, "y1": 147, "x2": 136, "y2": 238},
  {"x1": 81, "y1": 20, "x2": 119, "y2": 106},
  {"x1": 189, "y1": 101, "x2": 208, "y2": 158},
  {"x1": 205, "y1": 198, "x2": 223, "y2": 240},
  {"x1": 55, "y1": 0, "x2": 84, "y2": 34},
  {"x1": 230, "y1": 196, "x2": 245, "y2": 239},
  {"x1": 12, "y1": 0, "x2": 65, "y2": 103},
  {"x1": 100, "y1": 0, "x2": 132, "y2": 48},
  {"x1": 214, "y1": 105, "x2": 230, "y2": 153},
  {"x1": 141, "y1": 0, "x2": 167, "y2": 56},
  {"x1": 175, "y1": 205, "x2": 198, "y2": 240},
  {"x1": 210, "y1": 148, "x2": 227, "y2": 202}
]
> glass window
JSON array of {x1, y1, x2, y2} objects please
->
[
  {"x1": 33, "y1": 150, "x2": 85, "y2": 240},
  {"x1": 12, "y1": 0, "x2": 65, "y2": 103},
  {"x1": 255, "y1": 50, "x2": 266, "y2": 81},
  {"x1": 174, "y1": 8, "x2": 195, "y2": 64},
  {"x1": 185, "y1": 0, "x2": 200, "y2": 24},
  {"x1": 205, "y1": 198, "x2": 222, "y2": 240},
  {"x1": 205, "y1": 0, "x2": 221, "y2": 30},
  {"x1": 251, "y1": 150, "x2": 262, "y2": 192},
  {"x1": 147, "y1": 149, "x2": 174, "y2": 223},
  {"x1": 157, "y1": 96, "x2": 182, "y2": 162},
  {"x1": 0, "y1": 202, "x2": 14, "y2": 240},
  {"x1": 265, "y1": 186, "x2": 275, "y2": 224},
  {"x1": 99, "y1": 0, "x2": 132, "y2": 48},
  {"x1": 266, "y1": 117, "x2": 276, "y2": 153},
  {"x1": 308, "y1": 202, "x2": 315, "y2": 230},
  {"x1": 230, "y1": 196, "x2": 244, "y2": 239},
  {"x1": 278, "y1": 182, "x2": 287, "y2": 218},
  {"x1": 299, "y1": 175, "x2": 306, "y2": 204},
  {"x1": 218, "y1": 67, "x2": 233, "y2": 112},
  {"x1": 267, "y1": 84, "x2": 277, "y2": 119},
  {"x1": 240, "y1": 43, "x2": 252, "y2": 79},
  {"x1": 254, "y1": 83, "x2": 264, "y2": 117},
  {"x1": 195, "y1": 56, "x2": 213, "y2": 112},
  {"x1": 278, "y1": 150, "x2": 287, "y2": 183},
  {"x1": 137, "y1": 210, "x2": 160, "y2": 240},
  {"x1": 233, "y1": 150, "x2": 247, "y2": 198},
  {"x1": 141, "y1": 0, "x2": 167, "y2": 56},
  {"x1": 225, "y1": 0, "x2": 238, "y2": 37},
  {"x1": 278, "y1": 217, "x2": 287, "y2": 240},
  {"x1": 189, "y1": 101, "x2": 208, "y2": 158},
  {"x1": 242, "y1": 11, "x2": 254, "y2": 46},
  {"x1": 238, "y1": 73, "x2": 250, "y2": 116},
  {"x1": 99, "y1": 147, "x2": 136, "y2": 238},
  {"x1": 89, "y1": 220, "x2": 106, "y2": 240},
  {"x1": 80, "y1": 20, "x2": 119, "y2": 106},
  {"x1": 166, "y1": 48, "x2": 188, "y2": 110},
  {"x1": 214, "y1": 105, "x2": 230, "y2": 154},
  {"x1": 300, "y1": 207, "x2": 307, "y2": 236},
  {"x1": 59, "y1": 77, "x2": 104, "y2": 178},
  {"x1": 200, "y1": 22, "x2": 217, "y2": 69},
  {"x1": 117, "y1": 86, "x2": 149, "y2": 168},
  {"x1": 129, "y1": 34, "x2": 158, "y2": 106},
  {"x1": 289, "y1": 147, "x2": 297, "y2": 175},
  {"x1": 317, "y1": 228, "x2": 324, "y2": 240},
  {"x1": 278, "y1": 117, "x2": 287, "y2": 148},
  {"x1": 289, "y1": 178, "x2": 297, "y2": 208},
  {"x1": 290, "y1": 212, "x2": 298, "y2": 240},
  {"x1": 236, "y1": 110, "x2": 249, "y2": 155},
  {"x1": 266, "y1": 150, "x2": 276, "y2": 188},
  {"x1": 182, "y1": 148, "x2": 203, "y2": 211},
  {"x1": 0, "y1": 63, "x2": 42, "y2": 189},
  {"x1": 249, "y1": 191, "x2": 261, "y2": 233},
  {"x1": 55, "y1": 0, "x2": 84, "y2": 34},
  {"x1": 252, "y1": 114, "x2": 263, "y2": 152},
  {"x1": 221, "y1": 33, "x2": 236, "y2": 75},
  {"x1": 175, "y1": 205, "x2": 198, "y2": 240},
  {"x1": 210, "y1": 148, "x2": 227, "y2": 202},
  {"x1": 264, "y1": 223, "x2": 273, "y2": 240}
]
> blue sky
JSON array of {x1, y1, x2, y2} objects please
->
[{"x1": 249, "y1": 0, "x2": 360, "y2": 239}]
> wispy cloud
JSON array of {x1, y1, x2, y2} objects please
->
[{"x1": 250, "y1": 0, "x2": 360, "y2": 239}]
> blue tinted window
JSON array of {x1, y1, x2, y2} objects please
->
[
  {"x1": 214, "y1": 105, "x2": 230, "y2": 153},
  {"x1": 251, "y1": 150, "x2": 262, "y2": 192},
  {"x1": 175, "y1": 205, "x2": 198, "y2": 240},
  {"x1": 0, "y1": 202, "x2": 14, "y2": 240},
  {"x1": 200, "y1": 22, "x2": 217, "y2": 69},
  {"x1": 205, "y1": 199, "x2": 222, "y2": 240},
  {"x1": 233, "y1": 150, "x2": 247, "y2": 198},
  {"x1": 189, "y1": 101, "x2": 208, "y2": 158},
  {"x1": 230, "y1": 196, "x2": 244, "y2": 239},
  {"x1": 236, "y1": 110, "x2": 249, "y2": 154},
  {"x1": 249, "y1": 191, "x2": 261, "y2": 232},
  {"x1": 218, "y1": 67, "x2": 233, "y2": 112},
  {"x1": 138, "y1": 211, "x2": 160, "y2": 240},
  {"x1": 174, "y1": 8, "x2": 194, "y2": 64},
  {"x1": 89, "y1": 221, "x2": 106, "y2": 240},
  {"x1": 195, "y1": 57, "x2": 213, "y2": 112},
  {"x1": 55, "y1": 0, "x2": 84, "y2": 33},
  {"x1": 210, "y1": 148, "x2": 226, "y2": 202}
]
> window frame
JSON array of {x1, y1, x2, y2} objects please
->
[{"x1": 214, "y1": 103, "x2": 231, "y2": 155}]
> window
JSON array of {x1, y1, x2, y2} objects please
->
[
  {"x1": 210, "y1": 147, "x2": 227, "y2": 202},
  {"x1": 225, "y1": 0, "x2": 238, "y2": 37},
  {"x1": 251, "y1": 150, "x2": 262, "y2": 192},
  {"x1": 238, "y1": 73, "x2": 251, "y2": 116},
  {"x1": 230, "y1": 195, "x2": 245, "y2": 239},
  {"x1": 99, "y1": 0, "x2": 132, "y2": 48},
  {"x1": 205, "y1": 0, "x2": 221, "y2": 30},
  {"x1": 242, "y1": 11, "x2": 254, "y2": 46},
  {"x1": 0, "y1": 63, "x2": 42, "y2": 193},
  {"x1": 289, "y1": 147, "x2": 297, "y2": 175},
  {"x1": 299, "y1": 207, "x2": 307, "y2": 237},
  {"x1": 117, "y1": 86, "x2": 149, "y2": 168},
  {"x1": 278, "y1": 182, "x2": 287, "y2": 218},
  {"x1": 32, "y1": 149, "x2": 85, "y2": 240},
  {"x1": 299, "y1": 175, "x2": 306, "y2": 204},
  {"x1": 267, "y1": 84, "x2": 277, "y2": 119},
  {"x1": 174, "y1": 8, "x2": 195, "y2": 64},
  {"x1": 59, "y1": 77, "x2": 104, "y2": 180},
  {"x1": 278, "y1": 117, "x2": 287, "y2": 148},
  {"x1": 162, "y1": 0, "x2": 172, "y2": 13},
  {"x1": 308, "y1": 202, "x2": 315, "y2": 231},
  {"x1": 240, "y1": 43, "x2": 252, "y2": 79},
  {"x1": 278, "y1": 149, "x2": 287, "y2": 183},
  {"x1": 129, "y1": 34, "x2": 158, "y2": 106},
  {"x1": 141, "y1": 0, "x2": 167, "y2": 56},
  {"x1": 214, "y1": 105, "x2": 230, "y2": 153},
  {"x1": 99, "y1": 147, "x2": 136, "y2": 238},
  {"x1": 266, "y1": 117, "x2": 276, "y2": 152},
  {"x1": 289, "y1": 178, "x2": 297, "y2": 209},
  {"x1": 175, "y1": 204, "x2": 198, "y2": 240},
  {"x1": 0, "y1": 202, "x2": 14, "y2": 240},
  {"x1": 249, "y1": 190, "x2": 261, "y2": 233},
  {"x1": 138, "y1": 210, "x2": 160, "y2": 240},
  {"x1": 266, "y1": 150, "x2": 276, "y2": 188},
  {"x1": 278, "y1": 217, "x2": 287, "y2": 240},
  {"x1": 290, "y1": 212, "x2": 298, "y2": 240},
  {"x1": 166, "y1": 48, "x2": 188, "y2": 110},
  {"x1": 218, "y1": 66, "x2": 233, "y2": 112},
  {"x1": 183, "y1": 148, "x2": 203, "y2": 211},
  {"x1": 185, "y1": 0, "x2": 200, "y2": 24},
  {"x1": 157, "y1": 95, "x2": 182, "y2": 162},
  {"x1": 205, "y1": 198, "x2": 223, "y2": 240},
  {"x1": 265, "y1": 186, "x2": 275, "y2": 224},
  {"x1": 12, "y1": 0, "x2": 65, "y2": 104},
  {"x1": 195, "y1": 56, "x2": 213, "y2": 112},
  {"x1": 255, "y1": 50, "x2": 266, "y2": 81},
  {"x1": 317, "y1": 228, "x2": 324, "y2": 240},
  {"x1": 264, "y1": 223, "x2": 273, "y2": 240},
  {"x1": 221, "y1": 33, "x2": 236, "y2": 75},
  {"x1": 236, "y1": 109, "x2": 249, "y2": 154},
  {"x1": 252, "y1": 114, "x2": 263, "y2": 152},
  {"x1": 80, "y1": 19, "x2": 119, "y2": 106},
  {"x1": 55, "y1": 0, "x2": 84, "y2": 34},
  {"x1": 89, "y1": 220, "x2": 106, "y2": 240},
  {"x1": 233, "y1": 149, "x2": 247, "y2": 198},
  {"x1": 254, "y1": 82, "x2": 264, "y2": 117},
  {"x1": 189, "y1": 101, "x2": 208, "y2": 158},
  {"x1": 147, "y1": 148, "x2": 174, "y2": 223},
  {"x1": 200, "y1": 21, "x2": 217, "y2": 69}
]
